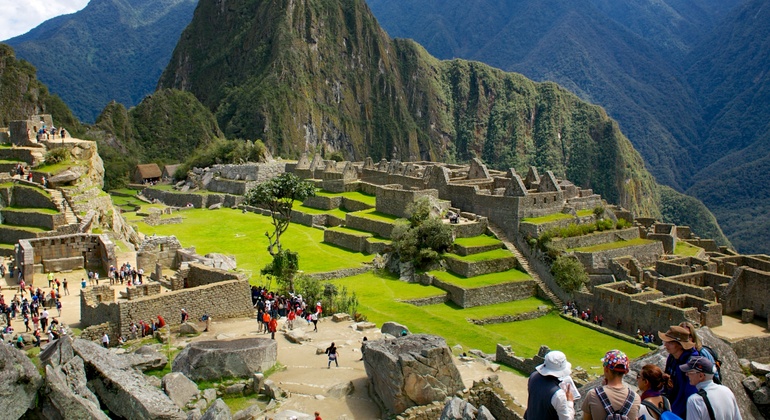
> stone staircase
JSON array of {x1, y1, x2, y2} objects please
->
[
  {"x1": 487, "y1": 222, "x2": 563, "y2": 308},
  {"x1": 48, "y1": 188, "x2": 79, "y2": 225}
]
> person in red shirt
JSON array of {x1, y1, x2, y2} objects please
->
[
  {"x1": 268, "y1": 317, "x2": 278, "y2": 340},
  {"x1": 314, "y1": 412, "x2": 322, "y2": 420},
  {"x1": 156, "y1": 315, "x2": 166, "y2": 330},
  {"x1": 287, "y1": 309, "x2": 296, "y2": 330}
]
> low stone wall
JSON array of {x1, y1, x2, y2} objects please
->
[
  {"x1": 400, "y1": 294, "x2": 449, "y2": 306},
  {"x1": 187, "y1": 263, "x2": 242, "y2": 287},
  {"x1": 365, "y1": 239, "x2": 389, "y2": 254},
  {"x1": 450, "y1": 217, "x2": 489, "y2": 238},
  {"x1": 302, "y1": 195, "x2": 341, "y2": 210},
  {"x1": 0, "y1": 225, "x2": 39, "y2": 243},
  {"x1": 206, "y1": 178, "x2": 256, "y2": 195},
  {"x1": 124, "y1": 283, "x2": 162, "y2": 300},
  {"x1": 453, "y1": 242, "x2": 502, "y2": 256},
  {"x1": 469, "y1": 307, "x2": 550, "y2": 325},
  {"x1": 136, "y1": 236, "x2": 183, "y2": 270},
  {"x1": 211, "y1": 161, "x2": 286, "y2": 183},
  {"x1": 444, "y1": 254, "x2": 516, "y2": 278},
  {"x1": 17, "y1": 233, "x2": 115, "y2": 282},
  {"x1": 729, "y1": 335, "x2": 770, "y2": 360},
  {"x1": 519, "y1": 215, "x2": 594, "y2": 239},
  {"x1": 342, "y1": 196, "x2": 374, "y2": 211},
  {"x1": 431, "y1": 276, "x2": 536, "y2": 308},
  {"x1": 306, "y1": 265, "x2": 374, "y2": 281},
  {"x1": 552, "y1": 227, "x2": 640, "y2": 250},
  {"x1": 574, "y1": 241, "x2": 664, "y2": 274},
  {"x1": 43, "y1": 256, "x2": 83, "y2": 272},
  {"x1": 495, "y1": 344, "x2": 545, "y2": 375},
  {"x1": 345, "y1": 213, "x2": 401, "y2": 239},
  {"x1": 10, "y1": 185, "x2": 58, "y2": 210},
  {"x1": 323, "y1": 228, "x2": 370, "y2": 253},
  {"x1": 654, "y1": 276, "x2": 717, "y2": 301},
  {"x1": 1, "y1": 209, "x2": 65, "y2": 230},
  {"x1": 559, "y1": 313, "x2": 656, "y2": 349}
]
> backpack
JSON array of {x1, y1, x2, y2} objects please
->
[
  {"x1": 641, "y1": 396, "x2": 680, "y2": 420},
  {"x1": 596, "y1": 386, "x2": 636, "y2": 420},
  {"x1": 699, "y1": 345, "x2": 723, "y2": 384}
]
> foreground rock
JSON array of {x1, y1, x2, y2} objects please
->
[
  {"x1": 72, "y1": 338, "x2": 186, "y2": 419},
  {"x1": 44, "y1": 358, "x2": 108, "y2": 420},
  {"x1": 0, "y1": 343, "x2": 44, "y2": 420},
  {"x1": 381, "y1": 321, "x2": 410, "y2": 337},
  {"x1": 173, "y1": 337, "x2": 277, "y2": 381},
  {"x1": 163, "y1": 372, "x2": 200, "y2": 409},
  {"x1": 363, "y1": 334, "x2": 463, "y2": 415}
]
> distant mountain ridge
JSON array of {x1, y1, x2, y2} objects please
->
[{"x1": 5, "y1": 0, "x2": 197, "y2": 123}]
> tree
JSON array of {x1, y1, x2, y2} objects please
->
[
  {"x1": 391, "y1": 198, "x2": 453, "y2": 270},
  {"x1": 551, "y1": 256, "x2": 589, "y2": 293},
  {"x1": 244, "y1": 173, "x2": 315, "y2": 256}
]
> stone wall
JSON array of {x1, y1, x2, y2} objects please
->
[
  {"x1": 17, "y1": 234, "x2": 115, "y2": 282},
  {"x1": 341, "y1": 196, "x2": 374, "y2": 211},
  {"x1": 430, "y1": 276, "x2": 536, "y2": 308},
  {"x1": 450, "y1": 217, "x2": 489, "y2": 238},
  {"x1": 729, "y1": 335, "x2": 770, "y2": 360},
  {"x1": 574, "y1": 241, "x2": 664, "y2": 274},
  {"x1": 375, "y1": 187, "x2": 441, "y2": 219},
  {"x1": 306, "y1": 265, "x2": 374, "y2": 281},
  {"x1": 444, "y1": 255, "x2": 517, "y2": 278},
  {"x1": 552, "y1": 227, "x2": 640, "y2": 250},
  {"x1": 722, "y1": 267, "x2": 770, "y2": 318},
  {"x1": 453, "y1": 241, "x2": 502, "y2": 257},
  {"x1": 323, "y1": 228, "x2": 370, "y2": 253},
  {"x1": 654, "y1": 276, "x2": 718, "y2": 301},
  {"x1": 302, "y1": 195, "x2": 341, "y2": 210},
  {"x1": 495, "y1": 344, "x2": 545, "y2": 375},
  {"x1": 469, "y1": 307, "x2": 549, "y2": 325},
  {"x1": 345, "y1": 213, "x2": 404, "y2": 239},
  {"x1": 400, "y1": 294, "x2": 449, "y2": 306},
  {"x1": 0, "y1": 208, "x2": 66, "y2": 230},
  {"x1": 205, "y1": 178, "x2": 253, "y2": 195},
  {"x1": 186, "y1": 263, "x2": 241, "y2": 287},
  {"x1": 519, "y1": 214, "x2": 596, "y2": 239},
  {"x1": 9, "y1": 185, "x2": 58, "y2": 210},
  {"x1": 136, "y1": 236, "x2": 183, "y2": 270},
  {"x1": 211, "y1": 161, "x2": 286, "y2": 183},
  {"x1": 142, "y1": 188, "x2": 241, "y2": 209}
]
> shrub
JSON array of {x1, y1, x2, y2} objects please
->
[
  {"x1": 391, "y1": 198, "x2": 453, "y2": 270},
  {"x1": 44, "y1": 147, "x2": 69, "y2": 165},
  {"x1": 616, "y1": 218, "x2": 632, "y2": 229},
  {"x1": 551, "y1": 256, "x2": 589, "y2": 293},
  {"x1": 593, "y1": 206, "x2": 605, "y2": 218}
]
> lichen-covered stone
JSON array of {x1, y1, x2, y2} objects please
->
[
  {"x1": 172, "y1": 338, "x2": 276, "y2": 381},
  {"x1": 0, "y1": 343, "x2": 44, "y2": 419}
]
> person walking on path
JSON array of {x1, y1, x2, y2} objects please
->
[
  {"x1": 55, "y1": 298, "x2": 62, "y2": 317},
  {"x1": 62, "y1": 278, "x2": 69, "y2": 295},
  {"x1": 325, "y1": 342, "x2": 339, "y2": 368},
  {"x1": 659, "y1": 325, "x2": 700, "y2": 418},
  {"x1": 681, "y1": 356, "x2": 742, "y2": 420},
  {"x1": 102, "y1": 332, "x2": 109, "y2": 348},
  {"x1": 311, "y1": 312, "x2": 318, "y2": 332},
  {"x1": 524, "y1": 350, "x2": 575, "y2": 419},
  {"x1": 581, "y1": 350, "x2": 640, "y2": 420},
  {"x1": 269, "y1": 316, "x2": 278, "y2": 340}
]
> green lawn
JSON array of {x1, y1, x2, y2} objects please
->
[
  {"x1": 293, "y1": 204, "x2": 348, "y2": 219},
  {"x1": 4, "y1": 207, "x2": 60, "y2": 214},
  {"x1": 445, "y1": 248, "x2": 513, "y2": 262},
  {"x1": 453, "y1": 235, "x2": 502, "y2": 248},
  {"x1": 349, "y1": 208, "x2": 404, "y2": 223},
  {"x1": 674, "y1": 241, "x2": 704, "y2": 257},
  {"x1": 132, "y1": 208, "x2": 372, "y2": 275},
  {"x1": 34, "y1": 160, "x2": 80, "y2": 175},
  {"x1": 577, "y1": 209, "x2": 595, "y2": 217},
  {"x1": 0, "y1": 224, "x2": 50, "y2": 232},
  {"x1": 521, "y1": 213, "x2": 573, "y2": 224},
  {"x1": 569, "y1": 238, "x2": 655, "y2": 252},
  {"x1": 325, "y1": 226, "x2": 373, "y2": 237},
  {"x1": 430, "y1": 268, "x2": 531, "y2": 287},
  {"x1": 315, "y1": 190, "x2": 377, "y2": 207},
  {"x1": 332, "y1": 271, "x2": 648, "y2": 374}
]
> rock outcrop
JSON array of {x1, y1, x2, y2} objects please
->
[
  {"x1": 363, "y1": 334, "x2": 464, "y2": 415},
  {"x1": 0, "y1": 343, "x2": 44, "y2": 420},
  {"x1": 72, "y1": 338, "x2": 186, "y2": 419},
  {"x1": 43, "y1": 358, "x2": 108, "y2": 420},
  {"x1": 381, "y1": 321, "x2": 410, "y2": 337},
  {"x1": 163, "y1": 372, "x2": 200, "y2": 409},
  {"x1": 172, "y1": 338, "x2": 277, "y2": 381}
]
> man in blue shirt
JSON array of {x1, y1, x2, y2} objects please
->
[{"x1": 659, "y1": 325, "x2": 699, "y2": 418}]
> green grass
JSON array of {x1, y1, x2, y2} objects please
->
[
  {"x1": 569, "y1": 238, "x2": 655, "y2": 252},
  {"x1": 577, "y1": 209, "x2": 595, "y2": 217},
  {"x1": 444, "y1": 248, "x2": 514, "y2": 262},
  {"x1": 293, "y1": 204, "x2": 348, "y2": 219},
  {"x1": 326, "y1": 226, "x2": 373, "y2": 237},
  {"x1": 674, "y1": 241, "x2": 704, "y2": 257},
  {"x1": 350, "y1": 208, "x2": 404, "y2": 223},
  {"x1": 0, "y1": 224, "x2": 50, "y2": 232},
  {"x1": 3, "y1": 207, "x2": 60, "y2": 214},
  {"x1": 366, "y1": 237, "x2": 391, "y2": 244},
  {"x1": 521, "y1": 213, "x2": 573, "y2": 224},
  {"x1": 132, "y1": 208, "x2": 372, "y2": 275},
  {"x1": 315, "y1": 190, "x2": 377, "y2": 206},
  {"x1": 147, "y1": 184, "x2": 217, "y2": 195},
  {"x1": 430, "y1": 268, "x2": 531, "y2": 287},
  {"x1": 332, "y1": 272, "x2": 648, "y2": 374},
  {"x1": 444, "y1": 297, "x2": 551, "y2": 319},
  {"x1": 34, "y1": 159, "x2": 79, "y2": 175},
  {"x1": 453, "y1": 235, "x2": 502, "y2": 248},
  {"x1": 0, "y1": 243, "x2": 15, "y2": 250}
]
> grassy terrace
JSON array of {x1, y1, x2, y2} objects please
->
[
  {"x1": 350, "y1": 208, "x2": 404, "y2": 223},
  {"x1": 315, "y1": 190, "x2": 377, "y2": 207},
  {"x1": 444, "y1": 248, "x2": 513, "y2": 262},
  {"x1": 332, "y1": 271, "x2": 647, "y2": 374},
  {"x1": 148, "y1": 184, "x2": 217, "y2": 195},
  {"x1": 129, "y1": 207, "x2": 372, "y2": 275},
  {"x1": 429, "y1": 268, "x2": 532, "y2": 287},
  {"x1": 674, "y1": 241, "x2": 704, "y2": 257},
  {"x1": 293, "y1": 204, "x2": 348, "y2": 219},
  {"x1": 521, "y1": 212, "x2": 573, "y2": 224},
  {"x1": 0, "y1": 224, "x2": 50, "y2": 232},
  {"x1": 453, "y1": 235, "x2": 502, "y2": 248},
  {"x1": 3, "y1": 207, "x2": 60, "y2": 214},
  {"x1": 325, "y1": 226, "x2": 373, "y2": 237},
  {"x1": 569, "y1": 238, "x2": 655, "y2": 253},
  {"x1": 34, "y1": 160, "x2": 79, "y2": 175}
]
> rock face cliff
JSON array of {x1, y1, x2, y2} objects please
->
[{"x1": 158, "y1": 0, "x2": 660, "y2": 216}]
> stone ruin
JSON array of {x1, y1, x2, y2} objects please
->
[
  {"x1": 172, "y1": 337, "x2": 277, "y2": 381},
  {"x1": 16, "y1": 233, "x2": 117, "y2": 283},
  {"x1": 363, "y1": 334, "x2": 464, "y2": 416}
]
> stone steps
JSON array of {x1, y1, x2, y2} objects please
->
[
  {"x1": 487, "y1": 222, "x2": 563, "y2": 308},
  {"x1": 48, "y1": 189, "x2": 79, "y2": 225}
]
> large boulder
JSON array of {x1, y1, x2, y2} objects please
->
[
  {"x1": 43, "y1": 357, "x2": 108, "y2": 420},
  {"x1": 173, "y1": 338, "x2": 277, "y2": 381},
  {"x1": 163, "y1": 372, "x2": 200, "y2": 409},
  {"x1": 123, "y1": 346, "x2": 168, "y2": 372},
  {"x1": 39, "y1": 335, "x2": 76, "y2": 368},
  {"x1": 381, "y1": 321, "x2": 410, "y2": 337},
  {"x1": 201, "y1": 398, "x2": 232, "y2": 420},
  {"x1": 363, "y1": 334, "x2": 464, "y2": 415},
  {"x1": 71, "y1": 338, "x2": 186, "y2": 420},
  {"x1": 0, "y1": 343, "x2": 44, "y2": 419}
]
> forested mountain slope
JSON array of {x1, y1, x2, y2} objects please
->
[{"x1": 5, "y1": 0, "x2": 197, "y2": 123}]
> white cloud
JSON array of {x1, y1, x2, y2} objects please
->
[{"x1": 0, "y1": 0, "x2": 90, "y2": 41}]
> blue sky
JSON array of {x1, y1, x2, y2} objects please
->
[{"x1": 0, "y1": 0, "x2": 89, "y2": 41}]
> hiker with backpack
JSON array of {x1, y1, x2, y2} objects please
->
[
  {"x1": 637, "y1": 364, "x2": 674, "y2": 420},
  {"x1": 581, "y1": 349, "x2": 640, "y2": 420},
  {"x1": 524, "y1": 350, "x2": 576, "y2": 419},
  {"x1": 678, "y1": 322, "x2": 722, "y2": 384},
  {"x1": 681, "y1": 356, "x2": 742, "y2": 419},
  {"x1": 659, "y1": 325, "x2": 700, "y2": 418}
]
